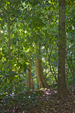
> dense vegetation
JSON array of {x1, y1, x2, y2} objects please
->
[{"x1": 0, "y1": 0, "x2": 75, "y2": 112}]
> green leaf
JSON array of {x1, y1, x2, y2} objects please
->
[{"x1": 73, "y1": 101, "x2": 75, "y2": 103}]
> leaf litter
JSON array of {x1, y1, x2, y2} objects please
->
[{"x1": 0, "y1": 87, "x2": 75, "y2": 113}]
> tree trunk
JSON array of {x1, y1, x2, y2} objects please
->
[
  {"x1": 8, "y1": 18, "x2": 11, "y2": 72},
  {"x1": 36, "y1": 44, "x2": 48, "y2": 89},
  {"x1": 27, "y1": 59, "x2": 34, "y2": 90},
  {"x1": 7, "y1": 3, "x2": 13, "y2": 94},
  {"x1": 58, "y1": 0, "x2": 68, "y2": 98},
  {"x1": 7, "y1": 2, "x2": 11, "y2": 74}
]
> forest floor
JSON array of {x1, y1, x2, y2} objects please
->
[{"x1": 1, "y1": 87, "x2": 75, "y2": 113}]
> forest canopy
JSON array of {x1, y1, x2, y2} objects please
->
[{"x1": 0, "y1": 0, "x2": 75, "y2": 112}]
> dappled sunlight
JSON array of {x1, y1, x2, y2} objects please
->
[{"x1": 0, "y1": 0, "x2": 75, "y2": 112}]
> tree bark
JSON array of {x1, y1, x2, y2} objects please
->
[
  {"x1": 36, "y1": 44, "x2": 48, "y2": 89},
  {"x1": 7, "y1": 2, "x2": 12, "y2": 93},
  {"x1": 58, "y1": 0, "x2": 68, "y2": 98},
  {"x1": 8, "y1": 16, "x2": 11, "y2": 73},
  {"x1": 27, "y1": 59, "x2": 34, "y2": 90}
]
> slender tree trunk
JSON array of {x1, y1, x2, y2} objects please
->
[
  {"x1": 8, "y1": 21, "x2": 11, "y2": 72},
  {"x1": 7, "y1": 2, "x2": 12, "y2": 94},
  {"x1": 36, "y1": 44, "x2": 48, "y2": 89},
  {"x1": 27, "y1": 59, "x2": 34, "y2": 90},
  {"x1": 18, "y1": 45, "x2": 21, "y2": 78},
  {"x1": 7, "y1": 2, "x2": 11, "y2": 74},
  {"x1": 58, "y1": 0, "x2": 68, "y2": 98},
  {"x1": 36, "y1": 59, "x2": 43, "y2": 88}
]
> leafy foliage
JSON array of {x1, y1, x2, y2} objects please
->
[{"x1": 0, "y1": 0, "x2": 75, "y2": 112}]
